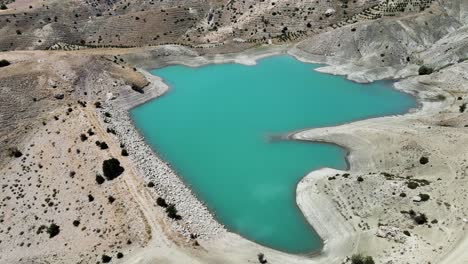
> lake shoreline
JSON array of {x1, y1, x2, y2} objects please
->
[{"x1": 102, "y1": 42, "x2": 450, "y2": 263}]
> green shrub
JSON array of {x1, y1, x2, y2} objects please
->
[
  {"x1": 102, "y1": 158, "x2": 124, "y2": 180},
  {"x1": 414, "y1": 213, "x2": 428, "y2": 225},
  {"x1": 407, "y1": 181, "x2": 419, "y2": 189},
  {"x1": 419, "y1": 156, "x2": 429, "y2": 164},
  {"x1": 418, "y1": 65, "x2": 433, "y2": 75},
  {"x1": 460, "y1": 103, "x2": 466, "y2": 113},
  {"x1": 351, "y1": 254, "x2": 375, "y2": 264},
  {"x1": 46, "y1": 223, "x2": 60, "y2": 238},
  {"x1": 0, "y1": 4, "x2": 7, "y2": 10},
  {"x1": 8, "y1": 147, "x2": 22, "y2": 158},
  {"x1": 166, "y1": 204, "x2": 181, "y2": 220},
  {"x1": 257, "y1": 253, "x2": 267, "y2": 263},
  {"x1": 419, "y1": 193, "x2": 430, "y2": 201},
  {"x1": 131, "y1": 85, "x2": 144, "y2": 94},
  {"x1": 0, "y1": 59, "x2": 10, "y2": 67},
  {"x1": 156, "y1": 197, "x2": 168, "y2": 208}
]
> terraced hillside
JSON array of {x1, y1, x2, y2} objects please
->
[{"x1": 0, "y1": 0, "x2": 438, "y2": 51}]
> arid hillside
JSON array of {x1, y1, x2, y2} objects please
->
[{"x1": 0, "y1": 0, "x2": 435, "y2": 50}]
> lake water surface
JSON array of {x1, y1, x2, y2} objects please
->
[{"x1": 130, "y1": 55, "x2": 416, "y2": 253}]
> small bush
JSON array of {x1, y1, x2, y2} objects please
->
[
  {"x1": 8, "y1": 147, "x2": 22, "y2": 158},
  {"x1": 102, "y1": 255, "x2": 112, "y2": 263},
  {"x1": 414, "y1": 213, "x2": 428, "y2": 225},
  {"x1": 419, "y1": 156, "x2": 429, "y2": 164},
  {"x1": 407, "y1": 181, "x2": 419, "y2": 189},
  {"x1": 0, "y1": 59, "x2": 10, "y2": 67},
  {"x1": 351, "y1": 254, "x2": 375, "y2": 264},
  {"x1": 131, "y1": 85, "x2": 144, "y2": 94},
  {"x1": 0, "y1": 4, "x2": 7, "y2": 10},
  {"x1": 257, "y1": 253, "x2": 267, "y2": 263},
  {"x1": 419, "y1": 193, "x2": 430, "y2": 201},
  {"x1": 156, "y1": 197, "x2": 168, "y2": 207},
  {"x1": 99, "y1": 142, "x2": 109, "y2": 150},
  {"x1": 418, "y1": 65, "x2": 433, "y2": 75},
  {"x1": 460, "y1": 103, "x2": 466, "y2": 113},
  {"x1": 96, "y1": 174, "x2": 105, "y2": 184},
  {"x1": 166, "y1": 204, "x2": 181, "y2": 220}
]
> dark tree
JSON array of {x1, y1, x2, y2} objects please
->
[
  {"x1": 96, "y1": 174, "x2": 105, "y2": 184},
  {"x1": 156, "y1": 197, "x2": 168, "y2": 208},
  {"x1": 102, "y1": 158, "x2": 125, "y2": 180},
  {"x1": 418, "y1": 65, "x2": 433, "y2": 75},
  {"x1": 166, "y1": 204, "x2": 181, "y2": 220},
  {"x1": 257, "y1": 253, "x2": 267, "y2": 263},
  {"x1": 0, "y1": 59, "x2": 10, "y2": 67},
  {"x1": 419, "y1": 156, "x2": 429, "y2": 165},
  {"x1": 102, "y1": 255, "x2": 112, "y2": 263},
  {"x1": 351, "y1": 254, "x2": 375, "y2": 264},
  {"x1": 47, "y1": 223, "x2": 60, "y2": 238},
  {"x1": 9, "y1": 147, "x2": 22, "y2": 158}
]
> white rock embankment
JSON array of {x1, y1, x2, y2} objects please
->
[{"x1": 99, "y1": 72, "x2": 226, "y2": 240}]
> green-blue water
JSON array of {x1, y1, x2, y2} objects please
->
[{"x1": 130, "y1": 55, "x2": 416, "y2": 254}]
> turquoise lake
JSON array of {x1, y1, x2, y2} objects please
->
[{"x1": 130, "y1": 55, "x2": 417, "y2": 253}]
